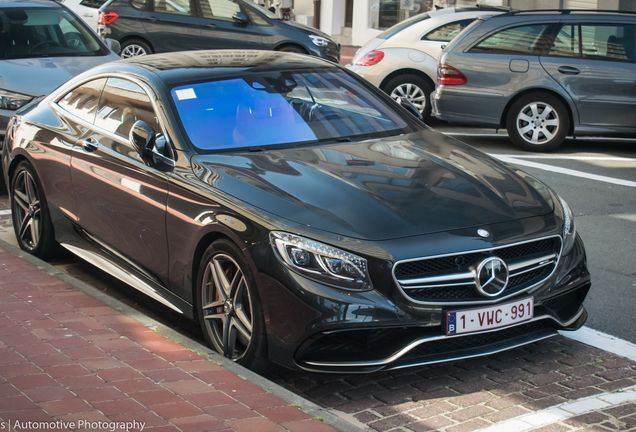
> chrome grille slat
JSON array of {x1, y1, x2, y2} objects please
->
[{"x1": 393, "y1": 236, "x2": 562, "y2": 305}]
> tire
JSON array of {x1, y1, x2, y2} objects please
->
[
  {"x1": 276, "y1": 45, "x2": 306, "y2": 54},
  {"x1": 383, "y1": 74, "x2": 433, "y2": 121},
  {"x1": 120, "y1": 39, "x2": 153, "y2": 58},
  {"x1": 10, "y1": 161, "x2": 57, "y2": 259},
  {"x1": 196, "y1": 239, "x2": 270, "y2": 373},
  {"x1": 506, "y1": 92, "x2": 569, "y2": 152}
]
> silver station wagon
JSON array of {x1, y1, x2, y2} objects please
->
[{"x1": 432, "y1": 10, "x2": 636, "y2": 151}]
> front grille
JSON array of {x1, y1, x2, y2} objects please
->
[
  {"x1": 403, "y1": 319, "x2": 555, "y2": 360},
  {"x1": 395, "y1": 238, "x2": 556, "y2": 279},
  {"x1": 395, "y1": 237, "x2": 561, "y2": 304}
]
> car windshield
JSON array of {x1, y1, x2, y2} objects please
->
[
  {"x1": 377, "y1": 12, "x2": 430, "y2": 39},
  {"x1": 171, "y1": 68, "x2": 413, "y2": 152},
  {"x1": 0, "y1": 7, "x2": 104, "y2": 59}
]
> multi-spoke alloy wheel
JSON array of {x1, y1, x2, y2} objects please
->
[
  {"x1": 120, "y1": 40, "x2": 153, "y2": 59},
  {"x1": 12, "y1": 168, "x2": 41, "y2": 251},
  {"x1": 201, "y1": 253, "x2": 253, "y2": 361},
  {"x1": 507, "y1": 92, "x2": 570, "y2": 152},
  {"x1": 390, "y1": 83, "x2": 426, "y2": 113},
  {"x1": 515, "y1": 101, "x2": 560, "y2": 145},
  {"x1": 11, "y1": 162, "x2": 56, "y2": 258},
  {"x1": 196, "y1": 240, "x2": 269, "y2": 371},
  {"x1": 384, "y1": 74, "x2": 432, "y2": 120}
]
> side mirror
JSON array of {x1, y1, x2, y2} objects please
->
[
  {"x1": 396, "y1": 97, "x2": 423, "y2": 121},
  {"x1": 129, "y1": 120, "x2": 175, "y2": 171},
  {"x1": 105, "y1": 38, "x2": 121, "y2": 55},
  {"x1": 232, "y1": 11, "x2": 248, "y2": 24}
]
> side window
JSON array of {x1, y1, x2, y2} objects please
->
[
  {"x1": 244, "y1": 7, "x2": 268, "y2": 26},
  {"x1": 154, "y1": 0, "x2": 191, "y2": 15},
  {"x1": 57, "y1": 78, "x2": 107, "y2": 123},
  {"x1": 200, "y1": 0, "x2": 240, "y2": 20},
  {"x1": 581, "y1": 24, "x2": 636, "y2": 61},
  {"x1": 548, "y1": 24, "x2": 579, "y2": 57},
  {"x1": 79, "y1": 0, "x2": 108, "y2": 8},
  {"x1": 423, "y1": 19, "x2": 474, "y2": 42},
  {"x1": 95, "y1": 78, "x2": 160, "y2": 139},
  {"x1": 470, "y1": 24, "x2": 550, "y2": 55}
]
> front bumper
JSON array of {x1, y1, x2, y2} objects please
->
[{"x1": 252, "y1": 219, "x2": 590, "y2": 372}]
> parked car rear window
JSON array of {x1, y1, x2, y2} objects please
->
[
  {"x1": 171, "y1": 69, "x2": 412, "y2": 151},
  {"x1": 377, "y1": 13, "x2": 430, "y2": 39},
  {"x1": 0, "y1": 7, "x2": 106, "y2": 59},
  {"x1": 581, "y1": 24, "x2": 636, "y2": 61},
  {"x1": 470, "y1": 24, "x2": 550, "y2": 55},
  {"x1": 423, "y1": 18, "x2": 474, "y2": 42},
  {"x1": 200, "y1": 0, "x2": 240, "y2": 20},
  {"x1": 79, "y1": 0, "x2": 108, "y2": 8},
  {"x1": 154, "y1": 0, "x2": 191, "y2": 15}
]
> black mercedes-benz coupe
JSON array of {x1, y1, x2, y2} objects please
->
[{"x1": 2, "y1": 50, "x2": 590, "y2": 373}]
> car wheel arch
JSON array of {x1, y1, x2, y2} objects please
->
[
  {"x1": 501, "y1": 88, "x2": 576, "y2": 136},
  {"x1": 119, "y1": 35, "x2": 154, "y2": 51},
  {"x1": 274, "y1": 43, "x2": 308, "y2": 54},
  {"x1": 6, "y1": 153, "x2": 31, "y2": 192},
  {"x1": 380, "y1": 69, "x2": 435, "y2": 96}
]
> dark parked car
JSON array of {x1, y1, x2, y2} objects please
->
[
  {"x1": 0, "y1": 0, "x2": 120, "y2": 137},
  {"x1": 97, "y1": 0, "x2": 340, "y2": 62},
  {"x1": 433, "y1": 9, "x2": 636, "y2": 151},
  {"x1": 2, "y1": 50, "x2": 590, "y2": 373}
]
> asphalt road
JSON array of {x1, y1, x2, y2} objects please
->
[{"x1": 1, "y1": 120, "x2": 635, "y2": 346}]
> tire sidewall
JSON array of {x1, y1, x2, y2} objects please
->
[
  {"x1": 384, "y1": 74, "x2": 433, "y2": 121},
  {"x1": 195, "y1": 239, "x2": 269, "y2": 372},
  {"x1": 506, "y1": 92, "x2": 570, "y2": 152}
]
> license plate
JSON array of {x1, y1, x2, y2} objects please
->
[{"x1": 446, "y1": 297, "x2": 534, "y2": 336}]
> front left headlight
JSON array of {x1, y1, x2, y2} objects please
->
[
  {"x1": 270, "y1": 231, "x2": 373, "y2": 291},
  {"x1": 559, "y1": 197, "x2": 577, "y2": 255},
  {"x1": 309, "y1": 35, "x2": 330, "y2": 47},
  {"x1": 0, "y1": 89, "x2": 34, "y2": 111}
]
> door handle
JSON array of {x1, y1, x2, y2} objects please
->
[
  {"x1": 144, "y1": 16, "x2": 158, "y2": 22},
  {"x1": 82, "y1": 138, "x2": 99, "y2": 152},
  {"x1": 204, "y1": 23, "x2": 217, "y2": 28},
  {"x1": 82, "y1": 13, "x2": 94, "y2": 17},
  {"x1": 557, "y1": 66, "x2": 580, "y2": 75}
]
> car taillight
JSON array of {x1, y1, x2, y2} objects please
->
[
  {"x1": 98, "y1": 11, "x2": 119, "y2": 25},
  {"x1": 355, "y1": 51, "x2": 384, "y2": 66},
  {"x1": 437, "y1": 64, "x2": 467, "y2": 85}
]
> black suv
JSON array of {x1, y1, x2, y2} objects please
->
[{"x1": 97, "y1": 0, "x2": 340, "y2": 62}]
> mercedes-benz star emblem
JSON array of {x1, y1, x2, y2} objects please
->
[
  {"x1": 475, "y1": 257, "x2": 509, "y2": 297},
  {"x1": 477, "y1": 229, "x2": 490, "y2": 238}
]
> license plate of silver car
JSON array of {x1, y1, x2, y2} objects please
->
[{"x1": 446, "y1": 297, "x2": 534, "y2": 336}]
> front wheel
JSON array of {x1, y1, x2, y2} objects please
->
[
  {"x1": 196, "y1": 239, "x2": 270, "y2": 372},
  {"x1": 383, "y1": 74, "x2": 433, "y2": 121},
  {"x1": 506, "y1": 92, "x2": 569, "y2": 152},
  {"x1": 11, "y1": 161, "x2": 57, "y2": 259}
]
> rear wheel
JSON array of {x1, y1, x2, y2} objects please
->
[
  {"x1": 506, "y1": 92, "x2": 569, "y2": 152},
  {"x1": 11, "y1": 161, "x2": 57, "y2": 259},
  {"x1": 383, "y1": 74, "x2": 433, "y2": 121},
  {"x1": 196, "y1": 239, "x2": 270, "y2": 372},
  {"x1": 121, "y1": 39, "x2": 153, "y2": 58}
]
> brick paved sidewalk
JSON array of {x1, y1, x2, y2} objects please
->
[
  {"x1": 268, "y1": 328, "x2": 636, "y2": 431},
  {"x1": 0, "y1": 247, "x2": 339, "y2": 432}
]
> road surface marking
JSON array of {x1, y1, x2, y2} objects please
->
[
  {"x1": 492, "y1": 155, "x2": 636, "y2": 188},
  {"x1": 561, "y1": 326, "x2": 636, "y2": 362},
  {"x1": 0, "y1": 209, "x2": 11, "y2": 216}
]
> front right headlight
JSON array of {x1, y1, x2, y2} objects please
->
[
  {"x1": 270, "y1": 231, "x2": 373, "y2": 291},
  {"x1": 559, "y1": 197, "x2": 577, "y2": 255},
  {"x1": 0, "y1": 89, "x2": 34, "y2": 111}
]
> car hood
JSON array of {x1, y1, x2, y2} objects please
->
[
  {"x1": 0, "y1": 55, "x2": 118, "y2": 98},
  {"x1": 192, "y1": 130, "x2": 554, "y2": 241},
  {"x1": 280, "y1": 20, "x2": 333, "y2": 40}
]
